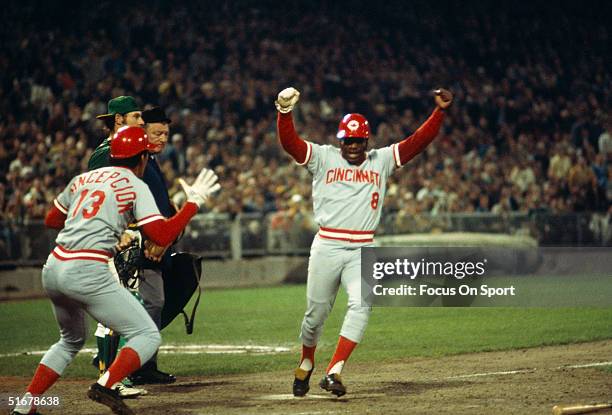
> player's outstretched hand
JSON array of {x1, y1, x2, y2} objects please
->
[
  {"x1": 179, "y1": 168, "x2": 221, "y2": 208},
  {"x1": 434, "y1": 88, "x2": 453, "y2": 110},
  {"x1": 275, "y1": 87, "x2": 300, "y2": 113}
]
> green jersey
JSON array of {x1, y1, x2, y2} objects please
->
[{"x1": 88, "y1": 138, "x2": 111, "y2": 170}]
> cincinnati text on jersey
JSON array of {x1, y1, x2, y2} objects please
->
[{"x1": 325, "y1": 168, "x2": 381, "y2": 188}]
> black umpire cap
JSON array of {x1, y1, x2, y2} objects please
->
[{"x1": 142, "y1": 106, "x2": 172, "y2": 124}]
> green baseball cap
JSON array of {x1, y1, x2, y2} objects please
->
[{"x1": 96, "y1": 96, "x2": 141, "y2": 119}]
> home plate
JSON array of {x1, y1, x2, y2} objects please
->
[
  {"x1": 256, "y1": 393, "x2": 385, "y2": 401},
  {"x1": 257, "y1": 394, "x2": 328, "y2": 400}
]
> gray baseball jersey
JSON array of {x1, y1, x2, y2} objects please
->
[
  {"x1": 301, "y1": 142, "x2": 400, "y2": 243},
  {"x1": 52, "y1": 166, "x2": 164, "y2": 257},
  {"x1": 297, "y1": 141, "x2": 401, "y2": 347},
  {"x1": 24, "y1": 166, "x2": 164, "y2": 388}
]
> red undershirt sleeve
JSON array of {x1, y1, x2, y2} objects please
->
[
  {"x1": 397, "y1": 107, "x2": 445, "y2": 165},
  {"x1": 140, "y1": 202, "x2": 198, "y2": 246},
  {"x1": 277, "y1": 112, "x2": 309, "y2": 164},
  {"x1": 44, "y1": 204, "x2": 67, "y2": 229}
]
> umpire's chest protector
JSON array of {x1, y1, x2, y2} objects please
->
[{"x1": 161, "y1": 252, "x2": 203, "y2": 333}]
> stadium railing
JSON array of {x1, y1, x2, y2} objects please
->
[{"x1": 0, "y1": 212, "x2": 609, "y2": 266}]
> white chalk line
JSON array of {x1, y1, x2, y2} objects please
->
[
  {"x1": 446, "y1": 361, "x2": 612, "y2": 380},
  {"x1": 447, "y1": 368, "x2": 536, "y2": 379},
  {"x1": 560, "y1": 361, "x2": 612, "y2": 369},
  {"x1": 0, "y1": 344, "x2": 291, "y2": 358}
]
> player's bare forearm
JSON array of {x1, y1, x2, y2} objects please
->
[
  {"x1": 277, "y1": 112, "x2": 309, "y2": 163},
  {"x1": 397, "y1": 88, "x2": 453, "y2": 165}
]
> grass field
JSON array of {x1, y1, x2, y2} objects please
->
[{"x1": 1, "y1": 284, "x2": 612, "y2": 379}]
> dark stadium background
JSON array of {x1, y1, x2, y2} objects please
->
[{"x1": 0, "y1": 0, "x2": 610, "y2": 263}]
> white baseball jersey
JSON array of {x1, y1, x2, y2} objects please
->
[
  {"x1": 300, "y1": 142, "x2": 401, "y2": 243},
  {"x1": 53, "y1": 166, "x2": 165, "y2": 257}
]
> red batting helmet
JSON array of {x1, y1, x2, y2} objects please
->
[
  {"x1": 336, "y1": 113, "x2": 370, "y2": 140},
  {"x1": 110, "y1": 126, "x2": 156, "y2": 158}
]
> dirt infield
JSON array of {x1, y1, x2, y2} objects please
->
[{"x1": 2, "y1": 341, "x2": 612, "y2": 415}]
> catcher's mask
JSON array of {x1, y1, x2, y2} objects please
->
[{"x1": 114, "y1": 240, "x2": 143, "y2": 289}]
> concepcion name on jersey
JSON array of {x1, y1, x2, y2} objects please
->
[
  {"x1": 300, "y1": 141, "x2": 402, "y2": 243},
  {"x1": 52, "y1": 166, "x2": 164, "y2": 258}
]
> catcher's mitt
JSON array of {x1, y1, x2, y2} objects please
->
[{"x1": 114, "y1": 240, "x2": 143, "y2": 288}]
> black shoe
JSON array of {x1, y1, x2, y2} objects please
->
[
  {"x1": 293, "y1": 367, "x2": 313, "y2": 397},
  {"x1": 87, "y1": 383, "x2": 134, "y2": 415},
  {"x1": 319, "y1": 373, "x2": 347, "y2": 397},
  {"x1": 129, "y1": 368, "x2": 176, "y2": 385}
]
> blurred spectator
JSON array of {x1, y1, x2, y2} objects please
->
[
  {"x1": 606, "y1": 166, "x2": 612, "y2": 202},
  {"x1": 568, "y1": 155, "x2": 596, "y2": 190},
  {"x1": 598, "y1": 118, "x2": 612, "y2": 161},
  {"x1": 0, "y1": 1, "x2": 609, "y2": 226},
  {"x1": 589, "y1": 206, "x2": 612, "y2": 246},
  {"x1": 548, "y1": 145, "x2": 572, "y2": 183},
  {"x1": 160, "y1": 133, "x2": 187, "y2": 174},
  {"x1": 510, "y1": 160, "x2": 535, "y2": 193}
]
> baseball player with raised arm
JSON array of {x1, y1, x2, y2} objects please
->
[
  {"x1": 275, "y1": 86, "x2": 453, "y2": 397},
  {"x1": 11, "y1": 126, "x2": 219, "y2": 415}
]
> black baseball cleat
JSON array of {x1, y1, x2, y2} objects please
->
[
  {"x1": 87, "y1": 382, "x2": 135, "y2": 415},
  {"x1": 293, "y1": 367, "x2": 314, "y2": 397},
  {"x1": 319, "y1": 373, "x2": 347, "y2": 397},
  {"x1": 129, "y1": 368, "x2": 176, "y2": 385}
]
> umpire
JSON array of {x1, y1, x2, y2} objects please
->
[
  {"x1": 90, "y1": 105, "x2": 178, "y2": 385},
  {"x1": 129, "y1": 106, "x2": 177, "y2": 384}
]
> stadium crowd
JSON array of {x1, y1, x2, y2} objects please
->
[{"x1": 0, "y1": 1, "x2": 610, "y2": 228}]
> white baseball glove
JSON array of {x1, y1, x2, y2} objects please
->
[
  {"x1": 275, "y1": 87, "x2": 300, "y2": 113},
  {"x1": 179, "y1": 168, "x2": 221, "y2": 208}
]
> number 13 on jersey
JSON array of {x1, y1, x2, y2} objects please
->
[{"x1": 72, "y1": 189, "x2": 106, "y2": 219}]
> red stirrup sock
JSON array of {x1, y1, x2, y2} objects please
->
[
  {"x1": 14, "y1": 364, "x2": 61, "y2": 414},
  {"x1": 27, "y1": 363, "x2": 60, "y2": 395},
  {"x1": 326, "y1": 336, "x2": 357, "y2": 375},
  {"x1": 299, "y1": 344, "x2": 316, "y2": 370},
  {"x1": 97, "y1": 347, "x2": 141, "y2": 388}
]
